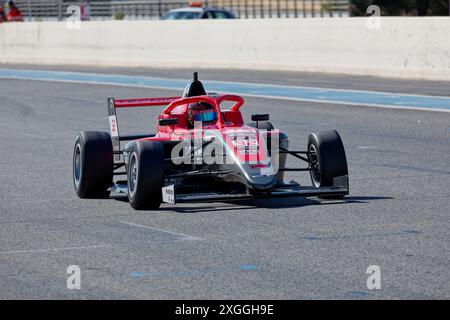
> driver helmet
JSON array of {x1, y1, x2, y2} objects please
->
[{"x1": 187, "y1": 102, "x2": 217, "y2": 128}]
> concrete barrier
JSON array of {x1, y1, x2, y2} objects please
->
[{"x1": 1, "y1": 18, "x2": 449, "y2": 81}]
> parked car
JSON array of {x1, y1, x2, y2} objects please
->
[{"x1": 161, "y1": 7, "x2": 235, "y2": 20}]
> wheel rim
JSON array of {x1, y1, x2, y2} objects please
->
[
  {"x1": 308, "y1": 144, "x2": 321, "y2": 187},
  {"x1": 128, "y1": 153, "x2": 138, "y2": 197},
  {"x1": 74, "y1": 143, "x2": 82, "y2": 186}
]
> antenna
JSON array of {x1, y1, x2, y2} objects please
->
[{"x1": 193, "y1": 72, "x2": 198, "y2": 81}]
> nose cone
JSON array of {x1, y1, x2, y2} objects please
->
[
  {"x1": 241, "y1": 164, "x2": 276, "y2": 191},
  {"x1": 248, "y1": 174, "x2": 276, "y2": 191}
]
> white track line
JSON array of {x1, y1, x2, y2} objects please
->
[
  {"x1": 4, "y1": 69, "x2": 450, "y2": 100},
  {"x1": 1, "y1": 74, "x2": 449, "y2": 113},
  {"x1": 235, "y1": 92, "x2": 450, "y2": 113},
  {"x1": 0, "y1": 245, "x2": 111, "y2": 255},
  {"x1": 117, "y1": 221, "x2": 202, "y2": 241}
]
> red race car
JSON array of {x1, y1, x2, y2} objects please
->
[{"x1": 73, "y1": 73, "x2": 349, "y2": 209}]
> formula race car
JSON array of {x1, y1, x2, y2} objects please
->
[{"x1": 73, "y1": 73, "x2": 349, "y2": 209}]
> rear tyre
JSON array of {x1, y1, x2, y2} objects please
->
[
  {"x1": 247, "y1": 121, "x2": 277, "y2": 155},
  {"x1": 73, "y1": 131, "x2": 113, "y2": 198},
  {"x1": 307, "y1": 130, "x2": 348, "y2": 199},
  {"x1": 127, "y1": 141, "x2": 165, "y2": 210},
  {"x1": 247, "y1": 121, "x2": 274, "y2": 131}
]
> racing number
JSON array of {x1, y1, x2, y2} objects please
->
[{"x1": 231, "y1": 139, "x2": 259, "y2": 148}]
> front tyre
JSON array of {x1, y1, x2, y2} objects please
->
[
  {"x1": 307, "y1": 130, "x2": 348, "y2": 198},
  {"x1": 127, "y1": 141, "x2": 165, "y2": 210},
  {"x1": 73, "y1": 131, "x2": 113, "y2": 198},
  {"x1": 247, "y1": 121, "x2": 274, "y2": 131}
]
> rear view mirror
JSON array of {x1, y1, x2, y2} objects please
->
[
  {"x1": 251, "y1": 114, "x2": 269, "y2": 121},
  {"x1": 159, "y1": 118, "x2": 178, "y2": 126}
]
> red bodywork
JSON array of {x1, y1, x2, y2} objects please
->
[{"x1": 113, "y1": 94, "x2": 268, "y2": 164}]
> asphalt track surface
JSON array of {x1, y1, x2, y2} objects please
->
[{"x1": 0, "y1": 65, "x2": 449, "y2": 299}]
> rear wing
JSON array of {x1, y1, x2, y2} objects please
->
[{"x1": 107, "y1": 96, "x2": 179, "y2": 162}]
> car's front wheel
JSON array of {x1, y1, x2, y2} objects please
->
[
  {"x1": 307, "y1": 130, "x2": 348, "y2": 198},
  {"x1": 247, "y1": 121, "x2": 274, "y2": 131},
  {"x1": 127, "y1": 140, "x2": 165, "y2": 210}
]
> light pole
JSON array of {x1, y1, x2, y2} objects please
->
[
  {"x1": 58, "y1": 0, "x2": 63, "y2": 21},
  {"x1": 27, "y1": 0, "x2": 31, "y2": 20}
]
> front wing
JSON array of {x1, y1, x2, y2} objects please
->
[
  {"x1": 111, "y1": 175, "x2": 349, "y2": 205},
  {"x1": 170, "y1": 175, "x2": 349, "y2": 204}
]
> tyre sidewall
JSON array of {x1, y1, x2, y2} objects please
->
[
  {"x1": 73, "y1": 131, "x2": 113, "y2": 198},
  {"x1": 308, "y1": 130, "x2": 348, "y2": 187},
  {"x1": 247, "y1": 121, "x2": 274, "y2": 131},
  {"x1": 127, "y1": 140, "x2": 165, "y2": 210}
]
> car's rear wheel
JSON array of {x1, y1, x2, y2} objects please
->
[
  {"x1": 307, "y1": 130, "x2": 348, "y2": 198},
  {"x1": 127, "y1": 140, "x2": 165, "y2": 210},
  {"x1": 247, "y1": 121, "x2": 274, "y2": 131},
  {"x1": 73, "y1": 131, "x2": 113, "y2": 198},
  {"x1": 247, "y1": 120, "x2": 277, "y2": 154}
]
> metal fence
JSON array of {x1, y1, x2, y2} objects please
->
[
  {"x1": 12, "y1": 0, "x2": 350, "y2": 21},
  {"x1": 216, "y1": 0, "x2": 350, "y2": 18}
]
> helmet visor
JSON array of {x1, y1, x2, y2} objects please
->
[{"x1": 193, "y1": 111, "x2": 217, "y2": 122}]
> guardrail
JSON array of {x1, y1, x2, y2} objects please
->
[{"x1": 12, "y1": 0, "x2": 350, "y2": 21}]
